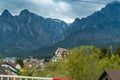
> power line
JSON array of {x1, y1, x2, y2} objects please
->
[
  {"x1": 71, "y1": 0, "x2": 108, "y2": 4},
  {"x1": 80, "y1": 0, "x2": 106, "y2": 4}
]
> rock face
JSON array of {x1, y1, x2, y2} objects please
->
[
  {"x1": 1, "y1": 1, "x2": 120, "y2": 57},
  {"x1": 67, "y1": 1, "x2": 120, "y2": 47},
  {"x1": 39, "y1": 1, "x2": 120, "y2": 54},
  {"x1": 0, "y1": 9, "x2": 69, "y2": 57}
]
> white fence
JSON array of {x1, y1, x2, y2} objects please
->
[{"x1": 0, "y1": 75, "x2": 53, "y2": 80}]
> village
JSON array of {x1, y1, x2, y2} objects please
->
[
  {"x1": 0, "y1": 47, "x2": 73, "y2": 80},
  {"x1": 0, "y1": 47, "x2": 119, "y2": 80},
  {"x1": 0, "y1": 47, "x2": 67, "y2": 75}
]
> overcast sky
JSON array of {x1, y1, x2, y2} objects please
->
[{"x1": 0, "y1": 0, "x2": 119, "y2": 23}]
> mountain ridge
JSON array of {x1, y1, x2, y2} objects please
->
[
  {"x1": 1, "y1": 1, "x2": 120, "y2": 57},
  {"x1": 0, "y1": 9, "x2": 69, "y2": 57},
  {"x1": 34, "y1": 1, "x2": 120, "y2": 56}
]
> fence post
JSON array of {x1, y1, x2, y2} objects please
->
[
  {"x1": 14, "y1": 77, "x2": 16, "y2": 80},
  {"x1": 7, "y1": 77, "x2": 9, "y2": 80},
  {"x1": 1, "y1": 77, "x2": 3, "y2": 80}
]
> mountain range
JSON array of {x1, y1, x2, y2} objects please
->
[
  {"x1": 0, "y1": 9, "x2": 69, "y2": 57},
  {"x1": 0, "y1": 1, "x2": 120, "y2": 57},
  {"x1": 56, "y1": 1, "x2": 120, "y2": 48}
]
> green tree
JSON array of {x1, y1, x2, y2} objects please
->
[
  {"x1": 19, "y1": 67, "x2": 34, "y2": 76},
  {"x1": 66, "y1": 46, "x2": 100, "y2": 80},
  {"x1": 100, "y1": 47, "x2": 112, "y2": 59},
  {"x1": 16, "y1": 58, "x2": 24, "y2": 68},
  {"x1": 115, "y1": 45, "x2": 120, "y2": 57},
  {"x1": 18, "y1": 45, "x2": 120, "y2": 80}
]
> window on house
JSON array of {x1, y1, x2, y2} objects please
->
[
  {"x1": 57, "y1": 51, "x2": 60, "y2": 53},
  {"x1": 106, "y1": 78, "x2": 108, "y2": 80}
]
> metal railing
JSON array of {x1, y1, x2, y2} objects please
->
[{"x1": 0, "y1": 75, "x2": 53, "y2": 80}]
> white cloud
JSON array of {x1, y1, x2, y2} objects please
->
[
  {"x1": 56, "y1": 1, "x2": 71, "y2": 13},
  {"x1": 28, "y1": 0, "x2": 73, "y2": 22},
  {"x1": 0, "y1": 0, "x2": 117, "y2": 23},
  {"x1": 30, "y1": 0, "x2": 53, "y2": 5}
]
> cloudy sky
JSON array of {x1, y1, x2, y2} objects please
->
[{"x1": 0, "y1": 0, "x2": 119, "y2": 23}]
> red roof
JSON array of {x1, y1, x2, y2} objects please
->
[{"x1": 53, "y1": 78, "x2": 73, "y2": 80}]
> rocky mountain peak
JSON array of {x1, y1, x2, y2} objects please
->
[
  {"x1": 0, "y1": 1, "x2": 120, "y2": 57},
  {"x1": 19, "y1": 9, "x2": 32, "y2": 17},
  {"x1": 0, "y1": 9, "x2": 69, "y2": 57},
  {"x1": 100, "y1": 1, "x2": 120, "y2": 16},
  {"x1": 72, "y1": 18, "x2": 81, "y2": 24},
  {"x1": 1, "y1": 9, "x2": 12, "y2": 17},
  {"x1": 108, "y1": 1, "x2": 120, "y2": 6}
]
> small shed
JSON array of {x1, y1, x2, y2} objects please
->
[{"x1": 98, "y1": 69, "x2": 120, "y2": 80}]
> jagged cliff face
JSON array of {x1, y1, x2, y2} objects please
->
[
  {"x1": 0, "y1": 9, "x2": 69, "y2": 56},
  {"x1": 1, "y1": 1, "x2": 120, "y2": 57},
  {"x1": 47, "y1": 1, "x2": 120, "y2": 50}
]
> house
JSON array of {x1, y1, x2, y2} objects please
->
[
  {"x1": 3, "y1": 57, "x2": 16, "y2": 64},
  {"x1": 51, "y1": 47, "x2": 67, "y2": 62},
  {"x1": 0, "y1": 65, "x2": 7, "y2": 80},
  {"x1": 15, "y1": 64, "x2": 21, "y2": 70},
  {"x1": 35, "y1": 59, "x2": 46, "y2": 70},
  {"x1": 1, "y1": 62, "x2": 19, "y2": 76},
  {"x1": 23, "y1": 58, "x2": 39, "y2": 67},
  {"x1": 0, "y1": 65, "x2": 7, "y2": 75},
  {"x1": 23, "y1": 61, "x2": 32, "y2": 67},
  {"x1": 98, "y1": 69, "x2": 120, "y2": 80}
]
